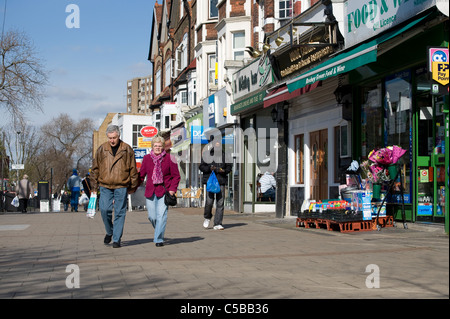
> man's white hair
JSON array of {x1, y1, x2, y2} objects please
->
[{"x1": 106, "y1": 125, "x2": 120, "y2": 136}]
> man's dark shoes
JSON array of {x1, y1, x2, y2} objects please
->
[
  {"x1": 113, "y1": 242, "x2": 121, "y2": 248},
  {"x1": 155, "y1": 242, "x2": 164, "y2": 247},
  {"x1": 104, "y1": 234, "x2": 112, "y2": 244}
]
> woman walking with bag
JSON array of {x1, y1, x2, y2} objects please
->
[{"x1": 139, "y1": 136, "x2": 180, "y2": 247}]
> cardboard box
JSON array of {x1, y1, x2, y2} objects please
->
[{"x1": 351, "y1": 191, "x2": 372, "y2": 220}]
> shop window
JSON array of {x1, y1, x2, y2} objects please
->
[
  {"x1": 294, "y1": 134, "x2": 304, "y2": 184},
  {"x1": 339, "y1": 122, "x2": 351, "y2": 158},
  {"x1": 361, "y1": 84, "x2": 382, "y2": 158}
]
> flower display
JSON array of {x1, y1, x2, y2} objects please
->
[{"x1": 360, "y1": 145, "x2": 406, "y2": 182}]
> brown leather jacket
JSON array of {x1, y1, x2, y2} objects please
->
[{"x1": 91, "y1": 140, "x2": 139, "y2": 191}]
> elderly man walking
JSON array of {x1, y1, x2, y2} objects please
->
[
  {"x1": 90, "y1": 125, "x2": 139, "y2": 248},
  {"x1": 16, "y1": 174, "x2": 34, "y2": 213}
]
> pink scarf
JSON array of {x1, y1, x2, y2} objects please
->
[{"x1": 149, "y1": 149, "x2": 166, "y2": 184}]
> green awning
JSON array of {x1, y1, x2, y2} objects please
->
[{"x1": 287, "y1": 13, "x2": 430, "y2": 93}]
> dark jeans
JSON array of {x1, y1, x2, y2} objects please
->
[
  {"x1": 262, "y1": 187, "x2": 275, "y2": 201},
  {"x1": 204, "y1": 185, "x2": 225, "y2": 226},
  {"x1": 19, "y1": 198, "x2": 28, "y2": 212}
]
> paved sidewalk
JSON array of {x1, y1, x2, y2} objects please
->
[{"x1": 0, "y1": 207, "x2": 448, "y2": 300}]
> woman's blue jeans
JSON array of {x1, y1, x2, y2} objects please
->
[
  {"x1": 99, "y1": 187, "x2": 128, "y2": 244},
  {"x1": 146, "y1": 194, "x2": 168, "y2": 243}
]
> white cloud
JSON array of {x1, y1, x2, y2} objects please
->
[{"x1": 46, "y1": 86, "x2": 104, "y2": 101}]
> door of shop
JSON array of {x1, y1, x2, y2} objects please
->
[
  {"x1": 310, "y1": 129, "x2": 328, "y2": 200},
  {"x1": 415, "y1": 89, "x2": 447, "y2": 223}
]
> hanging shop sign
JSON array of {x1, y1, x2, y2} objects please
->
[
  {"x1": 429, "y1": 47, "x2": 449, "y2": 95},
  {"x1": 273, "y1": 45, "x2": 335, "y2": 79},
  {"x1": 344, "y1": 0, "x2": 436, "y2": 48},
  {"x1": 140, "y1": 126, "x2": 158, "y2": 138}
]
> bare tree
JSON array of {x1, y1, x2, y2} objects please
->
[
  {"x1": 2, "y1": 118, "x2": 43, "y2": 185},
  {"x1": 40, "y1": 114, "x2": 94, "y2": 192},
  {"x1": 0, "y1": 30, "x2": 48, "y2": 121}
]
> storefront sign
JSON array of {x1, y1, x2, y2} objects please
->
[
  {"x1": 230, "y1": 91, "x2": 266, "y2": 115},
  {"x1": 191, "y1": 126, "x2": 209, "y2": 144},
  {"x1": 232, "y1": 55, "x2": 273, "y2": 101},
  {"x1": 137, "y1": 137, "x2": 152, "y2": 148},
  {"x1": 344, "y1": 0, "x2": 436, "y2": 48},
  {"x1": 133, "y1": 149, "x2": 148, "y2": 160},
  {"x1": 208, "y1": 94, "x2": 215, "y2": 128}
]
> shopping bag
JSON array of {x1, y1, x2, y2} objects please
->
[
  {"x1": 86, "y1": 193, "x2": 97, "y2": 219},
  {"x1": 206, "y1": 171, "x2": 221, "y2": 193},
  {"x1": 12, "y1": 196, "x2": 20, "y2": 208},
  {"x1": 79, "y1": 193, "x2": 89, "y2": 205}
]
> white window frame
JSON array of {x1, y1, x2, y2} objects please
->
[
  {"x1": 278, "y1": 0, "x2": 293, "y2": 20},
  {"x1": 155, "y1": 69, "x2": 161, "y2": 96},
  {"x1": 209, "y1": 0, "x2": 218, "y2": 19},
  {"x1": 208, "y1": 53, "x2": 216, "y2": 86},
  {"x1": 165, "y1": 60, "x2": 171, "y2": 88},
  {"x1": 232, "y1": 31, "x2": 245, "y2": 61}
]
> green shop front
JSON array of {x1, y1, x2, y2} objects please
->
[
  {"x1": 286, "y1": 2, "x2": 448, "y2": 231},
  {"x1": 345, "y1": 6, "x2": 449, "y2": 230}
]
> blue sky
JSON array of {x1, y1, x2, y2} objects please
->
[{"x1": 1, "y1": 0, "x2": 156, "y2": 129}]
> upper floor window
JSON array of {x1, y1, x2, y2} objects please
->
[
  {"x1": 233, "y1": 32, "x2": 245, "y2": 61},
  {"x1": 209, "y1": 0, "x2": 218, "y2": 19},
  {"x1": 165, "y1": 60, "x2": 171, "y2": 88},
  {"x1": 155, "y1": 69, "x2": 161, "y2": 96},
  {"x1": 279, "y1": 0, "x2": 292, "y2": 19},
  {"x1": 208, "y1": 54, "x2": 216, "y2": 85}
]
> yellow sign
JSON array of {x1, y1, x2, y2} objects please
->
[
  {"x1": 432, "y1": 61, "x2": 449, "y2": 86},
  {"x1": 138, "y1": 137, "x2": 152, "y2": 148}
]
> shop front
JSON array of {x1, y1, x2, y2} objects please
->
[
  {"x1": 231, "y1": 55, "x2": 277, "y2": 213},
  {"x1": 285, "y1": 3, "x2": 448, "y2": 231},
  {"x1": 346, "y1": 7, "x2": 449, "y2": 229}
]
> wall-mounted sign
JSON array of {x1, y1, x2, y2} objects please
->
[
  {"x1": 191, "y1": 126, "x2": 209, "y2": 144},
  {"x1": 232, "y1": 54, "x2": 274, "y2": 101},
  {"x1": 138, "y1": 137, "x2": 152, "y2": 148},
  {"x1": 344, "y1": 0, "x2": 435, "y2": 48},
  {"x1": 429, "y1": 47, "x2": 449, "y2": 95}
]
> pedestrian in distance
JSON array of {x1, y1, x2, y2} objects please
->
[
  {"x1": 90, "y1": 124, "x2": 140, "y2": 248},
  {"x1": 67, "y1": 169, "x2": 82, "y2": 212},
  {"x1": 199, "y1": 138, "x2": 232, "y2": 230},
  {"x1": 61, "y1": 190, "x2": 70, "y2": 211},
  {"x1": 139, "y1": 135, "x2": 180, "y2": 247},
  {"x1": 15, "y1": 174, "x2": 34, "y2": 213}
]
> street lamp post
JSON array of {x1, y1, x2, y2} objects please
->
[{"x1": 16, "y1": 131, "x2": 21, "y2": 184}]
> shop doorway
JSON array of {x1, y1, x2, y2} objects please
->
[{"x1": 310, "y1": 129, "x2": 328, "y2": 200}]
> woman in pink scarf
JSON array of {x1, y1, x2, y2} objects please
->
[{"x1": 139, "y1": 136, "x2": 180, "y2": 247}]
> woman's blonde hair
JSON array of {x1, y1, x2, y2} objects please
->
[{"x1": 152, "y1": 135, "x2": 165, "y2": 146}]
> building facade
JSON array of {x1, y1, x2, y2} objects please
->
[
  {"x1": 126, "y1": 76, "x2": 153, "y2": 115},
  {"x1": 145, "y1": 0, "x2": 448, "y2": 232}
]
